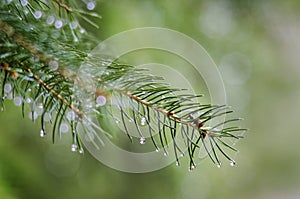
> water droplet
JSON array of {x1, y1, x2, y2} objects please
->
[
  {"x1": 96, "y1": 95, "x2": 106, "y2": 107},
  {"x1": 40, "y1": 129, "x2": 45, "y2": 137},
  {"x1": 46, "y1": 15, "x2": 55, "y2": 25},
  {"x1": 155, "y1": 148, "x2": 160, "y2": 152},
  {"x1": 25, "y1": 97, "x2": 32, "y2": 104},
  {"x1": 54, "y1": 19, "x2": 63, "y2": 29},
  {"x1": 180, "y1": 152, "x2": 185, "y2": 157},
  {"x1": 140, "y1": 137, "x2": 145, "y2": 144},
  {"x1": 35, "y1": 103, "x2": 44, "y2": 115},
  {"x1": 13, "y1": 96, "x2": 23, "y2": 106},
  {"x1": 66, "y1": 110, "x2": 76, "y2": 121},
  {"x1": 60, "y1": 123, "x2": 69, "y2": 133},
  {"x1": 140, "y1": 116, "x2": 146, "y2": 126},
  {"x1": 4, "y1": 83, "x2": 12, "y2": 93},
  {"x1": 70, "y1": 21, "x2": 78, "y2": 29},
  {"x1": 79, "y1": 28, "x2": 85, "y2": 34},
  {"x1": 86, "y1": 1, "x2": 96, "y2": 10},
  {"x1": 28, "y1": 72, "x2": 33, "y2": 77},
  {"x1": 23, "y1": 9, "x2": 29, "y2": 15},
  {"x1": 79, "y1": 148, "x2": 84, "y2": 154},
  {"x1": 71, "y1": 144, "x2": 77, "y2": 152},
  {"x1": 164, "y1": 151, "x2": 169, "y2": 156},
  {"x1": 28, "y1": 111, "x2": 38, "y2": 120},
  {"x1": 217, "y1": 163, "x2": 222, "y2": 168},
  {"x1": 128, "y1": 119, "x2": 133, "y2": 123},
  {"x1": 176, "y1": 161, "x2": 180, "y2": 166},
  {"x1": 44, "y1": 112, "x2": 51, "y2": 122},
  {"x1": 48, "y1": 60, "x2": 58, "y2": 71},
  {"x1": 230, "y1": 160, "x2": 236, "y2": 167},
  {"x1": 20, "y1": 0, "x2": 28, "y2": 6},
  {"x1": 115, "y1": 120, "x2": 120, "y2": 124},
  {"x1": 33, "y1": 10, "x2": 42, "y2": 19}
]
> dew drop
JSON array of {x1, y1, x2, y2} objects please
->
[
  {"x1": 140, "y1": 137, "x2": 145, "y2": 144},
  {"x1": 155, "y1": 148, "x2": 160, "y2": 152},
  {"x1": 66, "y1": 110, "x2": 75, "y2": 121},
  {"x1": 96, "y1": 95, "x2": 106, "y2": 107},
  {"x1": 13, "y1": 96, "x2": 23, "y2": 106},
  {"x1": 48, "y1": 60, "x2": 59, "y2": 71},
  {"x1": 23, "y1": 9, "x2": 29, "y2": 15},
  {"x1": 176, "y1": 161, "x2": 180, "y2": 166},
  {"x1": 140, "y1": 116, "x2": 146, "y2": 126},
  {"x1": 60, "y1": 123, "x2": 69, "y2": 133},
  {"x1": 28, "y1": 72, "x2": 33, "y2": 77},
  {"x1": 79, "y1": 148, "x2": 84, "y2": 154},
  {"x1": 217, "y1": 163, "x2": 222, "y2": 168},
  {"x1": 128, "y1": 119, "x2": 133, "y2": 123},
  {"x1": 46, "y1": 15, "x2": 55, "y2": 25},
  {"x1": 70, "y1": 21, "x2": 78, "y2": 29},
  {"x1": 71, "y1": 144, "x2": 78, "y2": 152},
  {"x1": 86, "y1": 1, "x2": 96, "y2": 10},
  {"x1": 33, "y1": 10, "x2": 42, "y2": 19},
  {"x1": 163, "y1": 151, "x2": 169, "y2": 156},
  {"x1": 28, "y1": 111, "x2": 38, "y2": 120},
  {"x1": 4, "y1": 83, "x2": 12, "y2": 93},
  {"x1": 54, "y1": 19, "x2": 63, "y2": 29},
  {"x1": 44, "y1": 112, "x2": 52, "y2": 122},
  {"x1": 115, "y1": 120, "x2": 120, "y2": 124},
  {"x1": 20, "y1": 0, "x2": 28, "y2": 6},
  {"x1": 40, "y1": 129, "x2": 45, "y2": 137},
  {"x1": 230, "y1": 160, "x2": 236, "y2": 167},
  {"x1": 180, "y1": 152, "x2": 185, "y2": 157},
  {"x1": 35, "y1": 103, "x2": 44, "y2": 115},
  {"x1": 25, "y1": 97, "x2": 32, "y2": 104},
  {"x1": 79, "y1": 28, "x2": 85, "y2": 34}
]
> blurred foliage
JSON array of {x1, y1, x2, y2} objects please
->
[{"x1": 1, "y1": 0, "x2": 300, "y2": 199}]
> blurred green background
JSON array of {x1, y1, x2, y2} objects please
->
[{"x1": 1, "y1": 0, "x2": 300, "y2": 198}]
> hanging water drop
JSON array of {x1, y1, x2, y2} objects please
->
[
  {"x1": 180, "y1": 152, "x2": 185, "y2": 157},
  {"x1": 54, "y1": 19, "x2": 63, "y2": 29},
  {"x1": 44, "y1": 112, "x2": 52, "y2": 122},
  {"x1": 79, "y1": 148, "x2": 84, "y2": 154},
  {"x1": 71, "y1": 144, "x2": 78, "y2": 152},
  {"x1": 46, "y1": 15, "x2": 55, "y2": 25},
  {"x1": 217, "y1": 163, "x2": 222, "y2": 168},
  {"x1": 140, "y1": 137, "x2": 145, "y2": 144},
  {"x1": 230, "y1": 160, "x2": 236, "y2": 167},
  {"x1": 175, "y1": 161, "x2": 180, "y2": 166},
  {"x1": 28, "y1": 111, "x2": 38, "y2": 120},
  {"x1": 163, "y1": 151, "x2": 169, "y2": 156},
  {"x1": 60, "y1": 123, "x2": 69, "y2": 133},
  {"x1": 25, "y1": 97, "x2": 32, "y2": 104},
  {"x1": 66, "y1": 110, "x2": 76, "y2": 121},
  {"x1": 140, "y1": 116, "x2": 146, "y2": 126},
  {"x1": 4, "y1": 83, "x2": 12, "y2": 93},
  {"x1": 13, "y1": 96, "x2": 23, "y2": 106},
  {"x1": 96, "y1": 95, "x2": 106, "y2": 107},
  {"x1": 35, "y1": 103, "x2": 44, "y2": 115},
  {"x1": 86, "y1": 1, "x2": 96, "y2": 10},
  {"x1": 115, "y1": 120, "x2": 120, "y2": 124},
  {"x1": 40, "y1": 129, "x2": 45, "y2": 137},
  {"x1": 33, "y1": 10, "x2": 42, "y2": 19},
  {"x1": 20, "y1": 0, "x2": 28, "y2": 6},
  {"x1": 48, "y1": 60, "x2": 58, "y2": 71},
  {"x1": 155, "y1": 148, "x2": 160, "y2": 152}
]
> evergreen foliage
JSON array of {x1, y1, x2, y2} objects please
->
[{"x1": 0, "y1": 0, "x2": 246, "y2": 169}]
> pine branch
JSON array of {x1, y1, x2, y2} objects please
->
[{"x1": 0, "y1": 0, "x2": 246, "y2": 169}]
